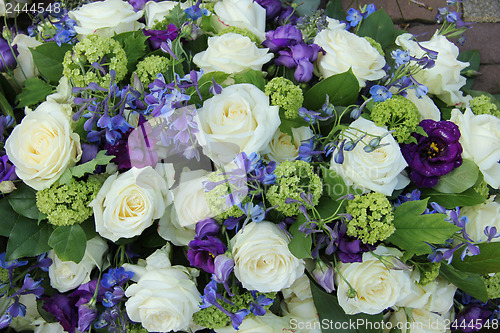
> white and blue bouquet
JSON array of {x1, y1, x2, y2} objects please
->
[{"x1": 0, "y1": 0, "x2": 499, "y2": 332}]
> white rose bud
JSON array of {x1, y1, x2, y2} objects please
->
[
  {"x1": 48, "y1": 236, "x2": 108, "y2": 293},
  {"x1": 11, "y1": 34, "x2": 42, "y2": 83},
  {"x1": 230, "y1": 221, "x2": 305, "y2": 292},
  {"x1": 263, "y1": 127, "x2": 314, "y2": 163},
  {"x1": 69, "y1": 0, "x2": 144, "y2": 38},
  {"x1": 5, "y1": 101, "x2": 82, "y2": 190},
  {"x1": 193, "y1": 33, "x2": 273, "y2": 74},
  {"x1": 90, "y1": 166, "x2": 171, "y2": 242},
  {"x1": 314, "y1": 18, "x2": 386, "y2": 87},
  {"x1": 214, "y1": 0, "x2": 267, "y2": 41}
]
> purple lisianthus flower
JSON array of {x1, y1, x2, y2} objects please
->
[
  {"x1": 195, "y1": 218, "x2": 221, "y2": 239},
  {"x1": 453, "y1": 305, "x2": 493, "y2": 332},
  {"x1": 275, "y1": 43, "x2": 323, "y2": 82},
  {"x1": 129, "y1": 0, "x2": 154, "y2": 11},
  {"x1": 143, "y1": 25, "x2": 178, "y2": 50},
  {"x1": 275, "y1": 6, "x2": 298, "y2": 25},
  {"x1": 335, "y1": 223, "x2": 374, "y2": 263},
  {"x1": 104, "y1": 127, "x2": 133, "y2": 170},
  {"x1": 187, "y1": 236, "x2": 227, "y2": 273},
  {"x1": 42, "y1": 294, "x2": 78, "y2": 333},
  {"x1": 401, "y1": 120, "x2": 463, "y2": 187},
  {"x1": 0, "y1": 37, "x2": 17, "y2": 72},
  {"x1": 255, "y1": 0, "x2": 283, "y2": 20},
  {"x1": 0, "y1": 154, "x2": 16, "y2": 183},
  {"x1": 262, "y1": 24, "x2": 303, "y2": 52}
]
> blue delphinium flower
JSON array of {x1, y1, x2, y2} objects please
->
[
  {"x1": 346, "y1": 8, "x2": 363, "y2": 27},
  {"x1": 370, "y1": 85, "x2": 392, "y2": 102}
]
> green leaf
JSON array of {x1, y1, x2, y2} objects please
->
[
  {"x1": 0, "y1": 198, "x2": 21, "y2": 237},
  {"x1": 420, "y1": 187, "x2": 486, "y2": 209},
  {"x1": 15, "y1": 78, "x2": 54, "y2": 108},
  {"x1": 288, "y1": 215, "x2": 312, "y2": 259},
  {"x1": 292, "y1": 0, "x2": 320, "y2": 16},
  {"x1": 7, "y1": 182, "x2": 40, "y2": 219},
  {"x1": 452, "y1": 242, "x2": 500, "y2": 274},
  {"x1": 458, "y1": 50, "x2": 480, "y2": 90},
  {"x1": 309, "y1": 276, "x2": 383, "y2": 333},
  {"x1": 0, "y1": 91, "x2": 15, "y2": 121},
  {"x1": 189, "y1": 71, "x2": 230, "y2": 106},
  {"x1": 30, "y1": 42, "x2": 72, "y2": 84},
  {"x1": 80, "y1": 217, "x2": 98, "y2": 240},
  {"x1": 48, "y1": 225, "x2": 87, "y2": 263},
  {"x1": 325, "y1": 0, "x2": 346, "y2": 21},
  {"x1": 58, "y1": 169, "x2": 73, "y2": 186},
  {"x1": 112, "y1": 31, "x2": 148, "y2": 73},
  {"x1": 321, "y1": 166, "x2": 348, "y2": 200},
  {"x1": 357, "y1": 9, "x2": 395, "y2": 49},
  {"x1": 278, "y1": 111, "x2": 309, "y2": 144},
  {"x1": 433, "y1": 159, "x2": 479, "y2": 193},
  {"x1": 70, "y1": 150, "x2": 115, "y2": 178},
  {"x1": 387, "y1": 198, "x2": 461, "y2": 255},
  {"x1": 0, "y1": 72, "x2": 17, "y2": 106},
  {"x1": 304, "y1": 69, "x2": 359, "y2": 110},
  {"x1": 233, "y1": 70, "x2": 266, "y2": 91},
  {"x1": 6, "y1": 217, "x2": 52, "y2": 260},
  {"x1": 439, "y1": 264, "x2": 488, "y2": 302}
]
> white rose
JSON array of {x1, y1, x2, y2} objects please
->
[
  {"x1": 386, "y1": 308, "x2": 453, "y2": 333},
  {"x1": 34, "y1": 322, "x2": 65, "y2": 333},
  {"x1": 125, "y1": 267, "x2": 201, "y2": 332},
  {"x1": 329, "y1": 117, "x2": 409, "y2": 196},
  {"x1": 0, "y1": 0, "x2": 5, "y2": 16},
  {"x1": 450, "y1": 108, "x2": 500, "y2": 188},
  {"x1": 5, "y1": 101, "x2": 81, "y2": 190},
  {"x1": 461, "y1": 197, "x2": 500, "y2": 242},
  {"x1": 230, "y1": 221, "x2": 305, "y2": 292},
  {"x1": 314, "y1": 19, "x2": 386, "y2": 87},
  {"x1": 215, "y1": 312, "x2": 290, "y2": 333},
  {"x1": 68, "y1": 0, "x2": 144, "y2": 38},
  {"x1": 158, "y1": 169, "x2": 213, "y2": 246},
  {"x1": 90, "y1": 166, "x2": 171, "y2": 242},
  {"x1": 48, "y1": 236, "x2": 108, "y2": 293},
  {"x1": 46, "y1": 76, "x2": 74, "y2": 105},
  {"x1": 196, "y1": 83, "x2": 280, "y2": 165},
  {"x1": 263, "y1": 127, "x2": 314, "y2": 163},
  {"x1": 11, "y1": 34, "x2": 42, "y2": 83},
  {"x1": 396, "y1": 32, "x2": 469, "y2": 106},
  {"x1": 193, "y1": 33, "x2": 273, "y2": 74},
  {"x1": 404, "y1": 88, "x2": 441, "y2": 121},
  {"x1": 424, "y1": 277, "x2": 457, "y2": 314},
  {"x1": 337, "y1": 246, "x2": 412, "y2": 315},
  {"x1": 144, "y1": 0, "x2": 188, "y2": 28},
  {"x1": 10, "y1": 294, "x2": 40, "y2": 332},
  {"x1": 281, "y1": 275, "x2": 321, "y2": 333},
  {"x1": 214, "y1": 0, "x2": 266, "y2": 41},
  {"x1": 395, "y1": 270, "x2": 434, "y2": 310}
]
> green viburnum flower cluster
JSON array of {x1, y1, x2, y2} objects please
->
[
  {"x1": 193, "y1": 291, "x2": 275, "y2": 329},
  {"x1": 267, "y1": 160, "x2": 322, "y2": 216},
  {"x1": 62, "y1": 34, "x2": 127, "y2": 88},
  {"x1": 219, "y1": 27, "x2": 260, "y2": 44},
  {"x1": 204, "y1": 172, "x2": 246, "y2": 219},
  {"x1": 469, "y1": 95, "x2": 500, "y2": 117},
  {"x1": 418, "y1": 262, "x2": 441, "y2": 286},
  {"x1": 371, "y1": 95, "x2": 420, "y2": 143},
  {"x1": 265, "y1": 77, "x2": 304, "y2": 119},
  {"x1": 474, "y1": 178, "x2": 490, "y2": 199},
  {"x1": 36, "y1": 177, "x2": 102, "y2": 226},
  {"x1": 482, "y1": 273, "x2": 500, "y2": 299},
  {"x1": 364, "y1": 36, "x2": 384, "y2": 56},
  {"x1": 135, "y1": 55, "x2": 170, "y2": 86},
  {"x1": 345, "y1": 192, "x2": 395, "y2": 245}
]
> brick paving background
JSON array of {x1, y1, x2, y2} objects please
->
[{"x1": 331, "y1": 0, "x2": 500, "y2": 94}]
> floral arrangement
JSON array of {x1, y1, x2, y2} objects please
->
[{"x1": 0, "y1": 0, "x2": 499, "y2": 332}]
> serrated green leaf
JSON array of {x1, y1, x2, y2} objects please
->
[
  {"x1": 439, "y1": 264, "x2": 488, "y2": 302},
  {"x1": 48, "y1": 225, "x2": 87, "y2": 263},
  {"x1": 387, "y1": 198, "x2": 461, "y2": 255},
  {"x1": 433, "y1": 159, "x2": 479, "y2": 194},
  {"x1": 309, "y1": 275, "x2": 383, "y2": 333},
  {"x1": 58, "y1": 169, "x2": 72, "y2": 186},
  {"x1": 70, "y1": 150, "x2": 114, "y2": 178},
  {"x1": 112, "y1": 31, "x2": 148, "y2": 73},
  {"x1": 304, "y1": 69, "x2": 359, "y2": 110},
  {"x1": 15, "y1": 78, "x2": 54, "y2": 108},
  {"x1": 30, "y1": 42, "x2": 72, "y2": 84},
  {"x1": 325, "y1": 0, "x2": 346, "y2": 21},
  {"x1": 7, "y1": 182, "x2": 40, "y2": 219},
  {"x1": 357, "y1": 9, "x2": 395, "y2": 49},
  {"x1": 6, "y1": 217, "x2": 52, "y2": 260},
  {"x1": 233, "y1": 70, "x2": 266, "y2": 91},
  {"x1": 288, "y1": 215, "x2": 312, "y2": 259},
  {"x1": 452, "y1": 242, "x2": 500, "y2": 274}
]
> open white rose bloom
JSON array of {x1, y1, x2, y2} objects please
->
[{"x1": 1, "y1": 1, "x2": 500, "y2": 332}]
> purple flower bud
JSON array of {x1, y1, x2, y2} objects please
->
[
  {"x1": 195, "y1": 218, "x2": 220, "y2": 239},
  {"x1": 213, "y1": 254, "x2": 234, "y2": 295},
  {"x1": 312, "y1": 260, "x2": 336, "y2": 293},
  {"x1": 0, "y1": 37, "x2": 17, "y2": 72}
]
